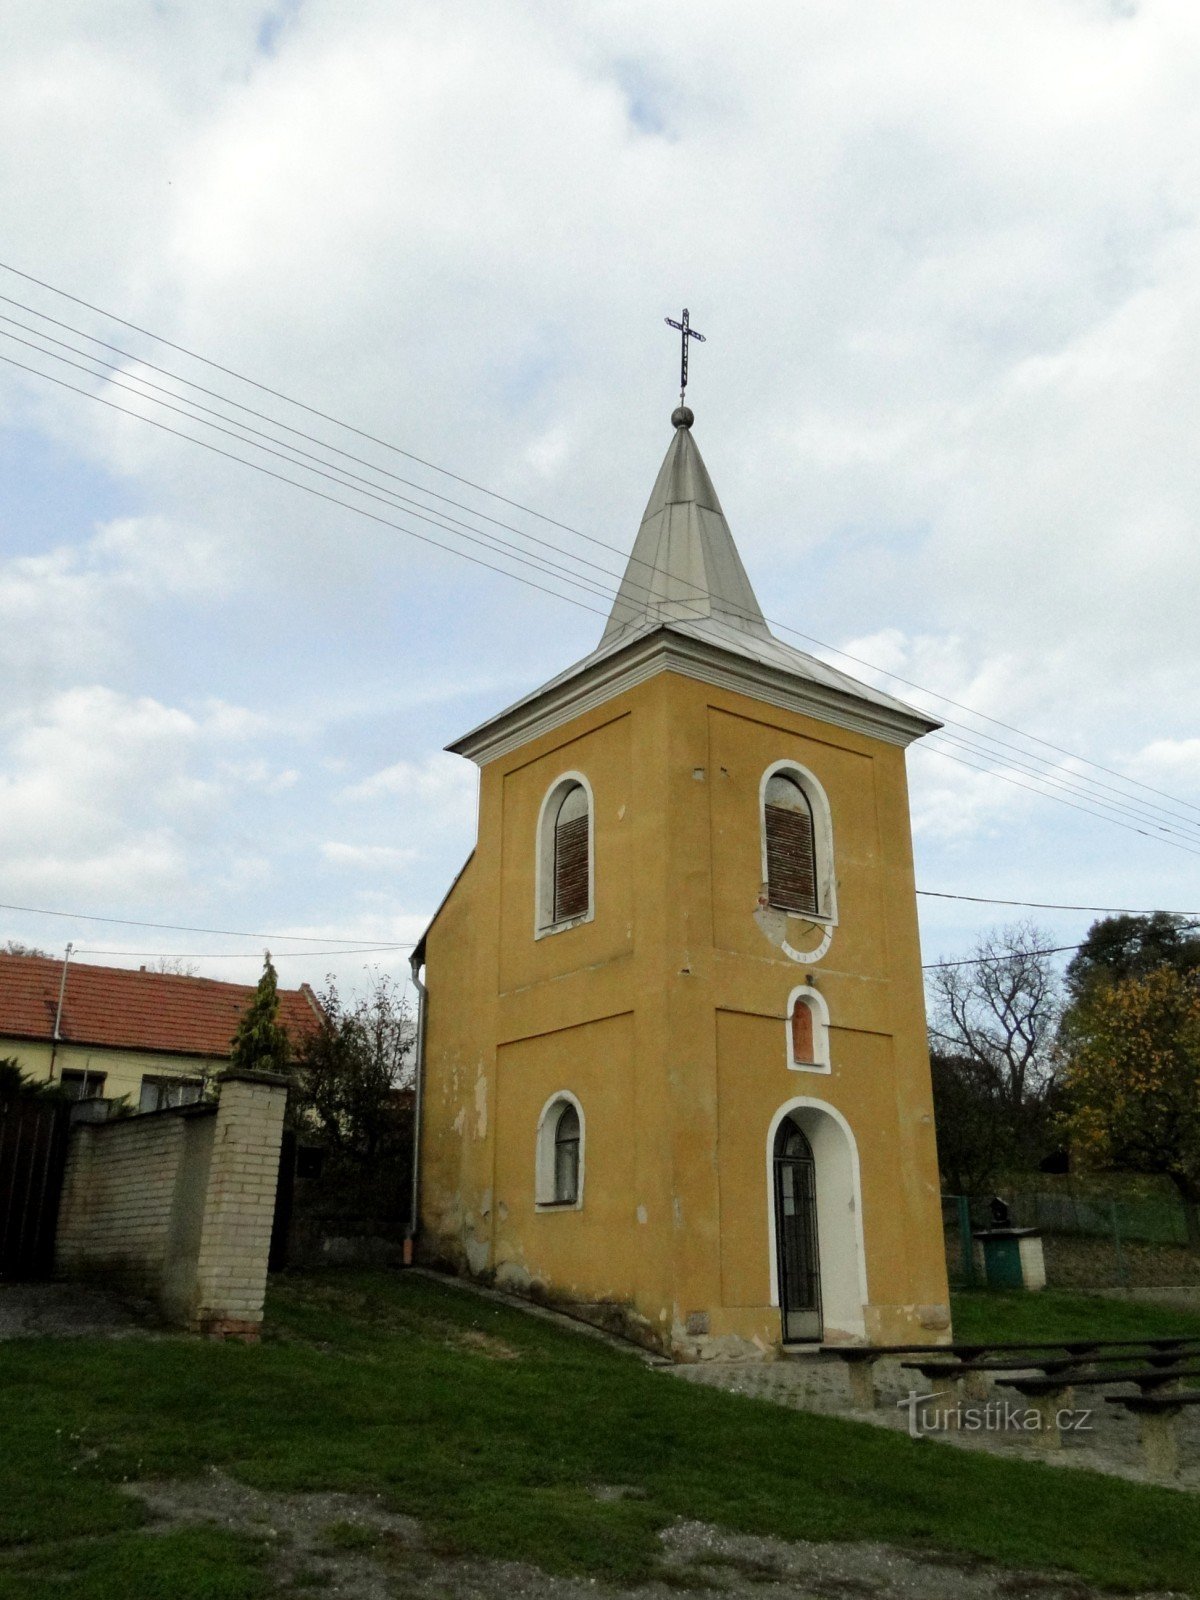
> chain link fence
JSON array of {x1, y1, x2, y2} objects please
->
[{"x1": 943, "y1": 1188, "x2": 1200, "y2": 1291}]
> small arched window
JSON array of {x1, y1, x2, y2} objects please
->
[
  {"x1": 553, "y1": 784, "x2": 590, "y2": 923},
  {"x1": 764, "y1": 773, "x2": 817, "y2": 915},
  {"x1": 536, "y1": 774, "x2": 594, "y2": 935},
  {"x1": 536, "y1": 1093, "x2": 585, "y2": 1209},
  {"x1": 785, "y1": 985, "x2": 831, "y2": 1073},
  {"x1": 553, "y1": 1103, "x2": 581, "y2": 1204},
  {"x1": 791, "y1": 998, "x2": 815, "y2": 1064}
]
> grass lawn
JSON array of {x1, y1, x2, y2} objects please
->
[
  {"x1": 3, "y1": 1272, "x2": 1200, "y2": 1598},
  {"x1": 952, "y1": 1286, "x2": 1200, "y2": 1346}
]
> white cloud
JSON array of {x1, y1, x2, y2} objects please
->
[
  {"x1": 0, "y1": 685, "x2": 290, "y2": 904},
  {"x1": 321, "y1": 841, "x2": 418, "y2": 871},
  {"x1": 342, "y1": 752, "x2": 478, "y2": 820}
]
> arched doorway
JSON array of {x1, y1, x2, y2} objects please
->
[
  {"x1": 767, "y1": 1099, "x2": 868, "y2": 1344},
  {"x1": 772, "y1": 1115, "x2": 822, "y2": 1341}
]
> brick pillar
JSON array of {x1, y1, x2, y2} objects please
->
[{"x1": 192, "y1": 1068, "x2": 288, "y2": 1341}]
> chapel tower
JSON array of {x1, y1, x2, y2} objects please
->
[{"x1": 412, "y1": 406, "x2": 951, "y2": 1355}]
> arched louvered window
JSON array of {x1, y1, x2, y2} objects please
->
[
  {"x1": 552, "y1": 783, "x2": 590, "y2": 923},
  {"x1": 764, "y1": 773, "x2": 818, "y2": 915}
]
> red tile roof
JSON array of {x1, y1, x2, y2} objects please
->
[{"x1": 0, "y1": 954, "x2": 324, "y2": 1060}]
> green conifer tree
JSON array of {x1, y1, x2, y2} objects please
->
[{"x1": 229, "y1": 952, "x2": 291, "y2": 1074}]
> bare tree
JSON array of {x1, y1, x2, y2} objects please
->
[
  {"x1": 151, "y1": 957, "x2": 200, "y2": 977},
  {"x1": 927, "y1": 922, "x2": 1062, "y2": 1183}
]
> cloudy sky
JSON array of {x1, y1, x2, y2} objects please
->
[{"x1": 3, "y1": 0, "x2": 1200, "y2": 1005}]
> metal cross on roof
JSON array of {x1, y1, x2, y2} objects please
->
[{"x1": 664, "y1": 307, "x2": 705, "y2": 404}]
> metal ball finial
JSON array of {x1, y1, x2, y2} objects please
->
[{"x1": 672, "y1": 405, "x2": 694, "y2": 429}]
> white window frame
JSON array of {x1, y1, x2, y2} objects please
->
[
  {"x1": 534, "y1": 771, "x2": 595, "y2": 938},
  {"x1": 759, "y1": 759, "x2": 837, "y2": 926},
  {"x1": 784, "y1": 984, "x2": 832, "y2": 1074},
  {"x1": 535, "y1": 1090, "x2": 586, "y2": 1211}
]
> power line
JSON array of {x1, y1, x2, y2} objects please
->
[
  {"x1": 917, "y1": 890, "x2": 1200, "y2": 916},
  {"x1": 11, "y1": 336, "x2": 1200, "y2": 864},
  {"x1": 0, "y1": 328, "x2": 625, "y2": 607},
  {"x1": 0, "y1": 350, "x2": 611, "y2": 620},
  {"x1": 0, "y1": 294, "x2": 655, "y2": 599},
  {"x1": 5, "y1": 273, "x2": 1200, "y2": 850},
  {"x1": 0, "y1": 899, "x2": 411, "y2": 946},
  {"x1": 5, "y1": 278, "x2": 1193, "y2": 835},
  {"x1": 928, "y1": 728, "x2": 1200, "y2": 844},
  {"x1": 923, "y1": 945, "x2": 1080, "y2": 971},
  {"x1": 4, "y1": 260, "x2": 1197, "y2": 826},
  {"x1": 914, "y1": 740, "x2": 1200, "y2": 859},
  {"x1": 73, "y1": 945, "x2": 413, "y2": 961},
  {"x1": 10, "y1": 328, "x2": 1200, "y2": 860}
]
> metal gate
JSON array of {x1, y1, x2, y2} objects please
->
[
  {"x1": 774, "y1": 1115, "x2": 823, "y2": 1342},
  {"x1": 0, "y1": 1098, "x2": 71, "y2": 1280}
]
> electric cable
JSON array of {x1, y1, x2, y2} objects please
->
[{"x1": 3, "y1": 259, "x2": 1196, "y2": 823}]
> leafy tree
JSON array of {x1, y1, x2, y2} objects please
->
[
  {"x1": 229, "y1": 953, "x2": 291, "y2": 1075},
  {"x1": 927, "y1": 922, "x2": 1062, "y2": 1185},
  {"x1": 928, "y1": 1049, "x2": 1017, "y2": 1195},
  {"x1": 0, "y1": 1059, "x2": 70, "y2": 1103},
  {"x1": 1065, "y1": 912, "x2": 1200, "y2": 1004},
  {"x1": 1061, "y1": 964, "x2": 1200, "y2": 1249},
  {"x1": 2, "y1": 941, "x2": 52, "y2": 958},
  {"x1": 287, "y1": 971, "x2": 415, "y2": 1240},
  {"x1": 290, "y1": 971, "x2": 412, "y2": 1159}
]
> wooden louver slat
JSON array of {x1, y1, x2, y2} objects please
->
[
  {"x1": 765, "y1": 802, "x2": 818, "y2": 915},
  {"x1": 554, "y1": 813, "x2": 590, "y2": 921}
]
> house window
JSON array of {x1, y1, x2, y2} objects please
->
[
  {"x1": 59, "y1": 1069, "x2": 107, "y2": 1101},
  {"x1": 536, "y1": 1093, "x2": 585, "y2": 1209},
  {"x1": 785, "y1": 985, "x2": 831, "y2": 1073},
  {"x1": 760, "y1": 762, "x2": 836, "y2": 924},
  {"x1": 536, "y1": 773, "x2": 594, "y2": 935},
  {"x1": 139, "y1": 1076, "x2": 204, "y2": 1113}
]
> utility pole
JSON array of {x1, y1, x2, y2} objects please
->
[{"x1": 48, "y1": 942, "x2": 73, "y2": 1083}]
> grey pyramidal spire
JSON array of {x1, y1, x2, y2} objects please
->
[
  {"x1": 446, "y1": 407, "x2": 942, "y2": 764},
  {"x1": 600, "y1": 410, "x2": 772, "y2": 645}
]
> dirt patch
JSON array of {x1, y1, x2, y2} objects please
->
[
  {"x1": 660, "y1": 1522, "x2": 1186, "y2": 1599},
  {"x1": 119, "y1": 1474, "x2": 1189, "y2": 1600},
  {"x1": 450, "y1": 1327, "x2": 521, "y2": 1360},
  {"x1": 0, "y1": 1282, "x2": 161, "y2": 1340},
  {"x1": 126, "y1": 1470, "x2": 419, "y2": 1599}
]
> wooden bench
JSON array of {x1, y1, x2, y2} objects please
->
[
  {"x1": 1104, "y1": 1391, "x2": 1200, "y2": 1477},
  {"x1": 993, "y1": 1365, "x2": 1200, "y2": 1452},
  {"x1": 819, "y1": 1336, "x2": 1200, "y2": 1411}
]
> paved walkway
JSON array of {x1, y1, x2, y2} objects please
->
[{"x1": 667, "y1": 1352, "x2": 1200, "y2": 1491}]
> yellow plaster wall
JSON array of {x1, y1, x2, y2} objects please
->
[
  {"x1": 491, "y1": 1013, "x2": 644, "y2": 1307},
  {"x1": 419, "y1": 666, "x2": 950, "y2": 1355},
  {"x1": 2, "y1": 1037, "x2": 223, "y2": 1109}
]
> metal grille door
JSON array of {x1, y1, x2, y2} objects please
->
[
  {"x1": 0, "y1": 1098, "x2": 70, "y2": 1280},
  {"x1": 774, "y1": 1117, "x2": 822, "y2": 1342}
]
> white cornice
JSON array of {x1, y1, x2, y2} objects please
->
[{"x1": 448, "y1": 632, "x2": 938, "y2": 766}]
